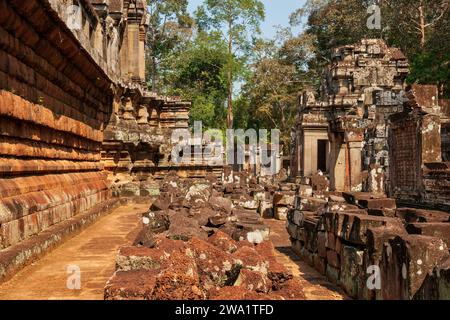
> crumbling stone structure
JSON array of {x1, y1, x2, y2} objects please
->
[
  {"x1": 292, "y1": 39, "x2": 409, "y2": 194},
  {"x1": 287, "y1": 189, "x2": 450, "y2": 300},
  {"x1": 288, "y1": 39, "x2": 450, "y2": 300},
  {"x1": 389, "y1": 85, "x2": 450, "y2": 210},
  {"x1": 291, "y1": 39, "x2": 450, "y2": 209}
]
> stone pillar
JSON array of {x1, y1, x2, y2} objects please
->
[
  {"x1": 138, "y1": 27, "x2": 146, "y2": 82},
  {"x1": 348, "y1": 140, "x2": 363, "y2": 192},
  {"x1": 256, "y1": 146, "x2": 262, "y2": 177},
  {"x1": 303, "y1": 132, "x2": 314, "y2": 177},
  {"x1": 127, "y1": 23, "x2": 140, "y2": 81},
  {"x1": 329, "y1": 134, "x2": 346, "y2": 191},
  {"x1": 297, "y1": 131, "x2": 302, "y2": 176}
]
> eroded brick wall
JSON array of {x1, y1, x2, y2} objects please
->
[{"x1": 0, "y1": 0, "x2": 113, "y2": 249}]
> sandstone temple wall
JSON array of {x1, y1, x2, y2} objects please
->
[
  {"x1": 0, "y1": 0, "x2": 116, "y2": 250},
  {"x1": 0, "y1": 0, "x2": 205, "y2": 258},
  {"x1": 0, "y1": 0, "x2": 218, "y2": 283}
]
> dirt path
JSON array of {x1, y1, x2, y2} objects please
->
[
  {"x1": 265, "y1": 220, "x2": 347, "y2": 300},
  {"x1": 0, "y1": 203, "x2": 147, "y2": 300}
]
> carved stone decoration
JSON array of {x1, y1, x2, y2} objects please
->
[{"x1": 291, "y1": 39, "x2": 410, "y2": 194}]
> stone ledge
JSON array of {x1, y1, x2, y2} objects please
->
[{"x1": 0, "y1": 197, "x2": 123, "y2": 284}]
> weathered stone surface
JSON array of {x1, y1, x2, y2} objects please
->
[
  {"x1": 326, "y1": 265, "x2": 340, "y2": 285},
  {"x1": 415, "y1": 257, "x2": 450, "y2": 300},
  {"x1": 310, "y1": 174, "x2": 329, "y2": 192},
  {"x1": 234, "y1": 269, "x2": 272, "y2": 293},
  {"x1": 326, "y1": 250, "x2": 340, "y2": 269},
  {"x1": 143, "y1": 211, "x2": 171, "y2": 234},
  {"x1": 273, "y1": 192, "x2": 295, "y2": 207},
  {"x1": 117, "y1": 246, "x2": 167, "y2": 271},
  {"x1": 104, "y1": 270, "x2": 158, "y2": 300},
  {"x1": 298, "y1": 185, "x2": 313, "y2": 197},
  {"x1": 347, "y1": 215, "x2": 404, "y2": 245},
  {"x1": 258, "y1": 200, "x2": 273, "y2": 218},
  {"x1": 368, "y1": 208, "x2": 396, "y2": 217},
  {"x1": 166, "y1": 215, "x2": 206, "y2": 241},
  {"x1": 358, "y1": 198, "x2": 396, "y2": 210},
  {"x1": 366, "y1": 225, "x2": 407, "y2": 264},
  {"x1": 297, "y1": 197, "x2": 327, "y2": 212},
  {"x1": 328, "y1": 211, "x2": 403, "y2": 245},
  {"x1": 209, "y1": 197, "x2": 233, "y2": 215},
  {"x1": 274, "y1": 206, "x2": 289, "y2": 221},
  {"x1": 380, "y1": 235, "x2": 448, "y2": 300},
  {"x1": 338, "y1": 245, "x2": 365, "y2": 299},
  {"x1": 233, "y1": 246, "x2": 268, "y2": 274},
  {"x1": 255, "y1": 241, "x2": 293, "y2": 288},
  {"x1": 207, "y1": 230, "x2": 238, "y2": 254},
  {"x1": 276, "y1": 279, "x2": 307, "y2": 300},
  {"x1": 406, "y1": 223, "x2": 450, "y2": 247},
  {"x1": 313, "y1": 254, "x2": 327, "y2": 276},
  {"x1": 317, "y1": 232, "x2": 327, "y2": 258},
  {"x1": 190, "y1": 237, "x2": 241, "y2": 289},
  {"x1": 396, "y1": 208, "x2": 450, "y2": 223},
  {"x1": 151, "y1": 250, "x2": 205, "y2": 300}
]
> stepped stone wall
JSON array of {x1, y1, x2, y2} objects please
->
[
  {"x1": 0, "y1": 0, "x2": 113, "y2": 250},
  {"x1": 0, "y1": 0, "x2": 221, "y2": 257},
  {"x1": 286, "y1": 189, "x2": 450, "y2": 300}
]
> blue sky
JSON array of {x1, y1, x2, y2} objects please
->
[{"x1": 187, "y1": 0, "x2": 306, "y2": 39}]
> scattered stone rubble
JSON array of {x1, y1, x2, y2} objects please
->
[
  {"x1": 287, "y1": 183, "x2": 450, "y2": 300},
  {"x1": 105, "y1": 171, "x2": 307, "y2": 300}
]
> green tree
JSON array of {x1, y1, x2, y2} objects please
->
[
  {"x1": 196, "y1": 0, "x2": 265, "y2": 129},
  {"x1": 237, "y1": 37, "x2": 308, "y2": 153},
  {"x1": 165, "y1": 31, "x2": 230, "y2": 129},
  {"x1": 146, "y1": 0, "x2": 193, "y2": 92},
  {"x1": 382, "y1": 0, "x2": 450, "y2": 50}
]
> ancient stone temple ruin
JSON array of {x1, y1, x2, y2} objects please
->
[
  {"x1": 0, "y1": 1, "x2": 449, "y2": 301},
  {"x1": 288, "y1": 39, "x2": 450, "y2": 300},
  {"x1": 291, "y1": 39, "x2": 450, "y2": 208},
  {"x1": 291, "y1": 39, "x2": 410, "y2": 194}
]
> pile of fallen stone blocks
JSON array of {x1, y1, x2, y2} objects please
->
[
  {"x1": 221, "y1": 167, "x2": 297, "y2": 222},
  {"x1": 272, "y1": 183, "x2": 297, "y2": 221},
  {"x1": 287, "y1": 190, "x2": 450, "y2": 300},
  {"x1": 105, "y1": 233, "x2": 305, "y2": 300},
  {"x1": 104, "y1": 171, "x2": 307, "y2": 300},
  {"x1": 131, "y1": 172, "x2": 270, "y2": 244},
  {"x1": 105, "y1": 179, "x2": 304, "y2": 300}
]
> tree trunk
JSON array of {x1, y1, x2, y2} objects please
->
[
  {"x1": 418, "y1": 2, "x2": 426, "y2": 48},
  {"x1": 227, "y1": 20, "x2": 233, "y2": 129},
  {"x1": 152, "y1": 55, "x2": 157, "y2": 92}
]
